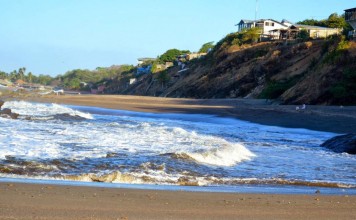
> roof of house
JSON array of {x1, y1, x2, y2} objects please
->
[
  {"x1": 294, "y1": 24, "x2": 340, "y2": 30},
  {"x1": 345, "y1": 7, "x2": 356, "y2": 12},
  {"x1": 137, "y1": 58, "x2": 156, "y2": 61},
  {"x1": 237, "y1": 19, "x2": 288, "y2": 27}
]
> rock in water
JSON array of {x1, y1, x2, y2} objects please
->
[
  {"x1": 0, "y1": 106, "x2": 20, "y2": 119},
  {"x1": 321, "y1": 134, "x2": 356, "y2": 154},
  {"x1": 0, "y1": 100, "x2": 4, "y2": 108}
]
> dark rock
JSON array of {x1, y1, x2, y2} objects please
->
[
  {"x1": 0, "y1": 108, "x2": 12, "y2": 115},
  {"x1": 321, "y1": 134, "x2": 356, "y2": 154},
  {"x1": 0, "y1": 100, "x2": 4, "y2": 108},
  {"x1": 0, "y1": 107, "x2": 20, "y2": 119},
  {"x1": 10, "y1": 113, "x2": 19, "y2": 119}
]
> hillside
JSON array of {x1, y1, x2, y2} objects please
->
[{"x1": 119, "y1": 36, "x2": 356, "y2": 105}]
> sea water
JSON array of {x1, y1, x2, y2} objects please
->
[{"x1": 0, "y1": 101, "x2": 355, "y2": 193}]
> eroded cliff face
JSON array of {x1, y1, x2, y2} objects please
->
[{"x1": 122, "y1": 37, "x2": 356, "y2": 105}]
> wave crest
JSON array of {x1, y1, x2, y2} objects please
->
[
  {"x1": 3, "y1": 101, "x2": 93, "y2": 119},
  {"x1": 172, "y1": 143, "x2": 255, "y2": 167}
]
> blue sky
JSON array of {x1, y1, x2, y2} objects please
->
[{"x1": 0, "y1": 0, "x2": 354, "y2": 76}]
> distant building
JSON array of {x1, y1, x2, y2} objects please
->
[
  {"x1": 136, "y1": 65, "x2": 152, "y2": 76},
  {"x1": 137, "y1": 58, "x2": 156, "y2": 66},
  {"x1": 129, "y1": 78, "x2": 137, "y2": 85},
  {"x1": 236, "y1": 19, "x2": 289, "y2": 40},
  {"x1": 186, "y1": 52, "x2": 207, "y2": 60},
  {"x1": 293, "y1": 24, "x2": 341, "y2": 39},
  {"x1": 237, "y1": 18, "x2": 341, "y2": 40},
  {"x1": 345, "y1": 7, "x2": 356, "y2": 39}
]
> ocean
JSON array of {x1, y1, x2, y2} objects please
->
[{"x1": 1, "y1": 101, "x2": 355, "y2": 194}]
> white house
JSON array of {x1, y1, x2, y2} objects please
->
[{"x1": 236, "y1": 19, "x2": 290, "y2": 40}]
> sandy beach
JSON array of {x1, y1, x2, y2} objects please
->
[
  {"x1": 1, "y1": 94, "x2": 356, "y2": 219},
  {"x1": 1, "y1": 182, "x2": 356, "y2": 220},
  {"x1": 13, "y1": 93, "x2": 356, "y2": 134}
]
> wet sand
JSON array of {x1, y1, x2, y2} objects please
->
[
  {"x1": 15, "y1": 94, "x2": 356, "y2": 134},
  {"x1": 1, "y1": 182, "x2": 356, "y2": 220}
]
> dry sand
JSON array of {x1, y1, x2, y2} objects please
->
[
  {"x1": 1, "y1": 182, "x2": 356, "y2": 220},
  {"x1": 1, "y1": 94, "x2": 356, "y2": 219}
]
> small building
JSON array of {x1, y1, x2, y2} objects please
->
[
  {"x1": 345, "y1": 7, "x2": 356, "y2": 39},
  {"x1": 136, "y1": 65, "x2": 152, "y2": 76},
  {"x1": 186, "y1": 52, "x2": 207, "y2": 61},
  {"x1": 294, "y1": 24, "x2": 341, "y2": 39},
  {"x1": 129, "y1": 78, "x2": 137, "y2": 85},
  {"x1": 137, "y1": 58, "x2": 156, "y2": 66}
]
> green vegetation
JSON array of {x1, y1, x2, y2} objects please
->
[
  {"x1": 259, "y1": 80, "x2": 295, "y2": 99},
  {"x1": 158, "y1": 49, "x2": 190, "y2": 63},
  {"x1": 155, "y1": 70, "x2": 170, "y2": 87},
  {"x1": 298, "y1": 13, "x2": 352, "y2": 37},
  {"x1": 329, "y1": 68, "x2": 356, "y2": 104},
  {"x1": 198, "y1": 42, "x2": 214, "y2": 53},
  {"x1": 0, "y1": 67, "x2": 54, "y2": 85},
  {"x1": 242, "y1": 27, "x2": 262, "y2": 44},
  {"x1": 298, "y1": 29, "x2": 309, "y2": 41},
  {"x1": 323, "y1": 36, "x2": 350, "y2": 64},
  {"x1": 214, "y1": 27, "x2": 262, "y2": 51}
]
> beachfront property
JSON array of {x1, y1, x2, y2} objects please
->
[
  {"x1": 345, "y1": 7, "x2": 356, "y2": 39},
  {"x1": 236, "y1": 19, "x2": 291, "y2": 40},
  {"x1": 237, "y1": 18, "x2": 341, "y2": 40}
]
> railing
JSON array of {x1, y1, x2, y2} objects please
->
[{"x1": 349, "y1": 30, "x2": 356, "y2": 38}]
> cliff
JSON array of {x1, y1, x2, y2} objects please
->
[{"x1": 119, "y1": 36, "x2": 356, "y2": 105}]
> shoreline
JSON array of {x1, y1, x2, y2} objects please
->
[
  {"x1": 1, "y1": 181, "x2": 356, "y2": 220},
  {"x1": 6, "y1": 94, "x2": 356, "y2": 134},
  {"x1": 2, "y1": 94, "x2": 356, "y2": 219}
]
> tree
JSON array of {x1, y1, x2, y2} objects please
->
[
  {"x1": 27, "y1": 72, "x2": 33, "y2": 84},
  {"x1": 297, "y1": 19, "x2": 320, "y2": 26},
  {"x1": 298, "y1": 29, "x2": 309, "y2": 40},
  {"x1": 156, "y1": 71, "x2": 170, "y2": 88},
  {"x1": 198, "y1": 41, "x2": 214, "y2": 53},
  {"x1": 242, "y1": 27, "x2": 261, "y2": 43},
  {"x1": 327, "y1": 13, "x2": 347, "y2": 29},
  {"x1": 159, "y1": 49, "x2": 190, "y2": 63},
  {"x1": 18, "y1": 67, "x2": 26, "y2": 81},
  {"x1": 0, "y1": 71, "x2": 7, "y2": 79}
]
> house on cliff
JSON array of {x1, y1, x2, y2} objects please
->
[
  {"x1": 345, "y1": 7, "x2": 356, "y2": 39},
  {"x1": 236, "y1": 19, "x2": 290, "y2": 40},
  {"x1": 237, "y1": 18, "x2": 341, "y2": 40}
]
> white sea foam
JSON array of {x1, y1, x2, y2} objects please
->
[
  {"x1": 186, "y1": 142, "x2": 255, "y2": 166},
  {"x1": 0, "y1": 101, "x2": 254, "y2": 165},
  {"x1": 2, "y1": 101, "x2": 93, "y2": 119}
]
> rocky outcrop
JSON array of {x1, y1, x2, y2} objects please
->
[
  {"x1": 0, "y1": 100, "x2": 19, "y2": 119},
  {"x1": 321, "y1": 134, "x2": 356, "y2": 154}
]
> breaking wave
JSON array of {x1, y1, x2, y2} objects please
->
[
  {"x1": 184, "y1": 143, "x2": 255, "y2": 166},
  {"x1": 2, "y1": 101, "x2": 93, "y2": 119}
]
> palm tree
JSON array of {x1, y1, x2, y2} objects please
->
[
  {"x1": 18, "y1": 67, "x2": 26, "y2": 81},
  {"x1": 28, "y1": 72, "x2": 33, "y2": 84}
]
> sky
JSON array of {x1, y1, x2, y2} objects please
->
[{"x1": 0, "y1": 0, "x2": 354, "y2": 76}]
